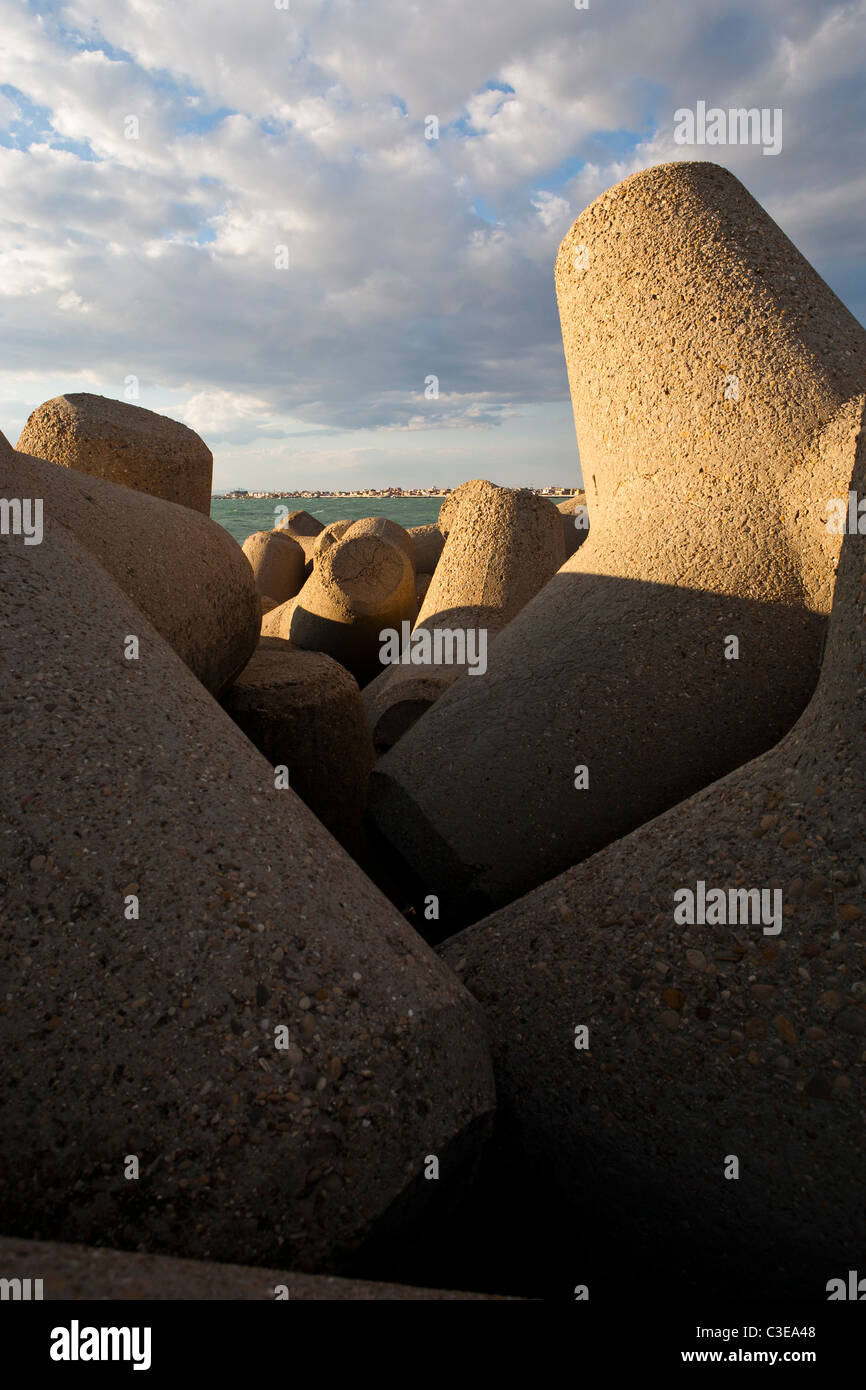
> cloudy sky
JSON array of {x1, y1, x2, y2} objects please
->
[{"x1": 1, "y1": 0, "x2": 863, "y2": 491}]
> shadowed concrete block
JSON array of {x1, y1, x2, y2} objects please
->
[
  {"x1": 275, "y1": 509, "x2": 324, "y2": 563},
  {"x1": 0, "y1": 512, "x2": 495, "y2": 1270},
  {"x1": 16, "y1": 393, "x2": 212, "y2": 515},
  {"x1": 362, "y1": 483, "x2": 565, "y2": 755},
  {"x1": 289, "y1": 534, "x2": 416, "y2": 684},
  {"x1": 440, "y1": 396, "x2": 866, "y2": 1299},
  {"x1": 314, "y1": 519, "x2": 353, "y2": 565},
  {"x1": 0, "y1": 434, "x2": 258, "y2": 695},
  {"x1": 242, "y1": 530, "x2": 306, "y2": 605},
  {"x1": 557, "y1": 493, "x2": 589, "y2": 560},
  {"x1": 345, "y1": 517, "x2": 416, "y2": 571},
  {"x1": 408, "y1": 523, "x2": 445, "y2": 575},
  {"x1": 0, "y1": 1236, "x2": 512, "y2": 1300},
  {"x1": 415, "y1": 572, "x2": 432, "y2": 608},
  {"x1": 365, "y1": 162, "x2": 866, "y2": 922},
  {"x1": 221, "y1": 638, "x2": 375, "y2": 854}
]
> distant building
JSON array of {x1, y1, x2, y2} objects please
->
[{"x1": 211, "y1": 483, "x2": 575, "y2": 500}]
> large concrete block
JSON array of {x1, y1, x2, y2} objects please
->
[
  {"x1": 363, "y1": 483, "x2": 565, "y2": 755},
  {"x1": 407, "y1": 524, "x2": 444, "y2": 576},
  {"x1": 221, "y1": 638, "x2": 374, "y2": 854},
  {"x1": 261, "y1": 594, "x2": 299, "y2": 637},
  {"x1": 16, "y1": 393, "x2": 213, "y2": 515},
  {"x1": 365, "y1": 162, "x2": 866, "y2": 921},
  {"x1": 437, "y1": 480, "x2": 494, "y2": 538},
  {"x1": 1, "y1": 433, "x2": 258, "y2": 694},
  {"x1": 313, "y1": 519, "x2": 353, "y2": 565},
  {"x1": 440, "y1": 396, "x2": 866, "y2": 1298},
  {"x1": 344, "y1": 516, "x2": 416, "y2": 571},
  {"x1": 289, "y1": 534, "x2": 416, "y2": 684},
  {"x1": 242, "y1": 530, "x2": 306, "y2": 605},
  {"x1": 557, "y1": 493, "x2": 589, "y2": 559},
  {"x1": 0, "y1": 512, "x2": 495, "y2": 1270},
  {"x1": 274, "y1": 509, "x2": 324, "y2": 564}
]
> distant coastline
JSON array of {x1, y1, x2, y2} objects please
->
[{"x1": 213, "y1": 486, "x2": 579, "y2": 500}]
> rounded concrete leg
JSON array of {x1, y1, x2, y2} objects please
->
[
  {"x1": 366, "y1": 162, "x2": 866, "y2": 918},
  {"x1": 362, "y1": 483, "x2": 565, "y2": 754},
  {"x1": 343, "y1": 516, "x2": 416, "y2": 571},
  {"x1": 242, "y1": 530, "x2": 306, "y2": 604},
  {"x1": 289, "y1": 534, "x2": 416, "y2": 684},
  {"x1": 222, "y1": 638, "x2": 375, "y2": 854}
]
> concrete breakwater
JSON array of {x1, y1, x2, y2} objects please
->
[{"x1": 2, "y1": 161, "x2": 865, "y2": 1302}]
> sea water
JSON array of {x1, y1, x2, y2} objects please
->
[{"x1": 211, "y1": 495, "x2": 445, "y2": 548}]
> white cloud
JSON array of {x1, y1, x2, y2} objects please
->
[
  {"x1": 182, "y1": 389, "x2": 269, "y2": 438},
  {"x1": 57, "y1": 290, "x2": 88, "y2": 311},
  {"x1": 0, "y1": 0, "x2": 860, "y2": 486}
]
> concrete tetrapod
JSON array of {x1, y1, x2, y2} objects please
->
[
  {"x1": 366, "y1": 162, "x2": 866, "y2": 923},
  {"x1": 313, "y1": 520, "x2": 353, "y2": 565},
  {"x1": 0, "y1": 514, "x2": 495, "y2": 1270},
  {"x1": 261, "y1": 595, "x2": 299, "y2": 638},
  {"x1": 289, "y1": 533, "x2": 416, "y2": 685},
  {"x1": 440, "y1": 396, "x2": 866, "y2": 1300},
  {"x1": 242, "y1": 530, "x2": 306, "y2": 605},
  {"x1": 436, "y1": 480, "x2": 494, "y2": 538},
  {"x1": 362, "y1": 483, "x2": 565, "y2": 755},
  {"x1": 557, "y1": 493, "x2": 589, "y2": 560},
  {"x1": 221, "y1": 637, "x2": 375, "y2": 855},
  {"x1": 275, "y1": 509, "x2": 325, "y2": 564},
  {"x1": 407, "y1": 524, "x2": 445, "y2": 576},
  {"x1": 343, "y1": 516, "x2": 416, "y2": 571},
  {"x1": 0, "y1": 433, "x2": 258, "y2": 694},
  {"x1": 16, "y1": 393, "x2": 213, "y2": 515}
]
